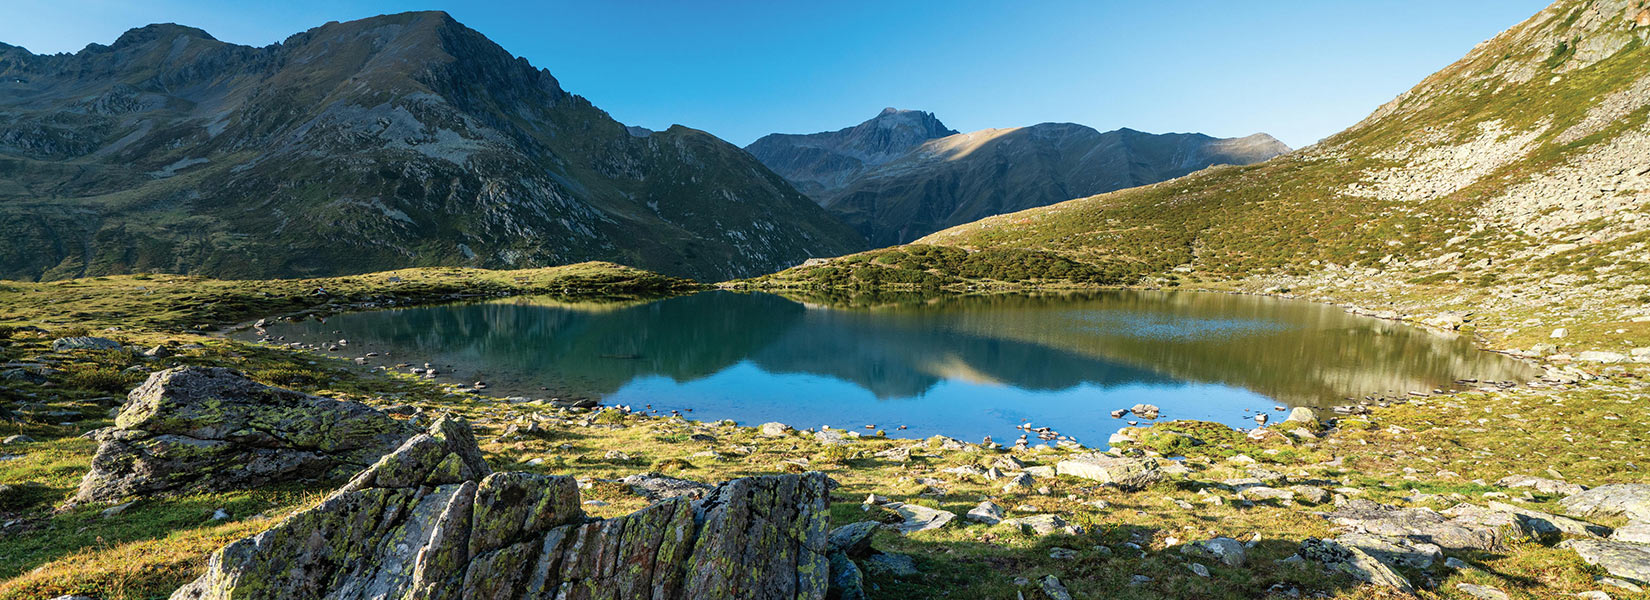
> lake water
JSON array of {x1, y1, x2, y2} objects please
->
[{"x1": 244, "y1": 290, "x2": 1538, "y2": 447}]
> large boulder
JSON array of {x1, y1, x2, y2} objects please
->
[
  {"x1": 172, "y1": 418, "x2": 834, "y2": 600},
  {"x1": 1055, "y1": 454, "x2": 1162, "y2": 490},
  {"x1": 1560, "y1": 484, "x2": 1650, "y2": 522},
  {"x1": 1560, "y1": 539, "x2": 1650, "y2": 585},
  {"x1": 1298, "y1": 537, "x2": 1413, "y2": 593},
  {"x1": 75, "y1": 367, "x2": 419, "y2": 503}
]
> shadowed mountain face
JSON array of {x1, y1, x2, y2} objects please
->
[
  {"x1": 747, "y1": 111, "x2": 1289, "y2": 246},
  {"x1": 0, "y1": 12, "x2": 866, "y2": 282}
]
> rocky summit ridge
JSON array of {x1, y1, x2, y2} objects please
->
[
  {"x1": 747, "y1": 110, "x2": 1289, "y2": 246},
  {"x1": 0, "y1": 11, "x2": 866, "y2": 282}
]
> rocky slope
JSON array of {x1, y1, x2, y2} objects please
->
[
  {"x1": 748, "y1": 110, "x2": 1288, "y2": 246},
  {"x1": 766, "y1": 0, "x2": 1650, "y2": 346},
  {"x1": 0, "y1": 12, "x2": 865, "y2": 282}
]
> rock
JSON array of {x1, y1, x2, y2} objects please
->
[
  {"x1": 1562, "y1": 539, "x2": 1650, "y2": 585},
  {"x1": 1335, "y1": 533, "x2": 1441, "y2": 568},
  {"x1": 171, "y1": 418, "x2": 834, "y2": 600},
  {"x1": 1001, "y1": 472, "x2": 1034, "y2": 491},
  {"x1": 1613, "y1": 521, "x2": 1650, "y2": 544},
  {"x1": 1483, "y1": 500, "x2": 1610, "y2": 537},
  {"x1": 827, "y1": 552, "x2": 866, "y2": 600},
  {"x1": 1497, "y1": 474, "x2": 1585, "y2": 496},
  {"x1": 1239, "y1": 486, "x2": 1295, "y2": 503},
  {"x1": 74, "y1": 367, "x2": 419, "y2": 504},
  {"x1": 52, "y1": 336, "x2": 122, "y2": 352},
  {"x1": 882, "y1": 502, "x2": 956, "y2": 534},
  {"x1": 1047, "y1": 547, "x2": 1078, "y2": 559},
  {"x1": 873, "y1": 446, "x2": 910, "y2": 462},
  {"x1": 101, "y1": 501, "x2": 134, "y2": 517},
  {"x1": 1129, "y1": 404, "x2": 1160, "y2": 419},
  {"x1": 2, "y1": 435, "x2": 33, "y2": 444},
  {"x1": 1323, "y1": 499, "x2": 1517, "y2": 551},
  {"x1": 1188, "y1": 562, "x2": 1210, "y2": 577},
  {"x1": 144, "y1": 345, "x2": 173, "y2": 358},
  {"x1": 863, "y1": 553, "x2": 918, "y2": 577},
  {"x1": 1561, "y1": 484, "x2": 1650, "y2": 522},
  {"x1": 1298, "y1": 537, "x2": 1413, "y2": 593},
  {"x1": 1039, "y1": 575, "x2": 1073, "y2": 600},
  {"x1": 1578, "y1": 351, "x2": 1629, "y2": 363},
  {"x1": 965, "y1": 500, "x2": 1005, "y2": 525},
  {"x1": 1182, "y1": 536, "x2": 1246, "y2": 567},
  {"x1": 814, "y1": 429, "x2": 850, "y2": 445},
  {"x1": 1600, "y1": 577, "x2": 1644, "y2": 593},
  {"x1": 1288, "y1": 485, "x2": 1331, "y2": 505},
  {"x1": 1055, "y1": 453, "x2": 1162, "y2": 490},
  {"x1": 759, "y1": 422, "x2": 793, "y2": 437},
  {"x1": 1283, "y1": 407, "x2": 1318, "y2": 425},
  {"x1": 1000, "y1": 514, "x2": 1075, "y2": 536},
  {"x1": 828, "y1": 521, "x2": 879, "y2": 557},
  {"x1": 1551, "y1": 327, "x2": 1569, "y2": 338},
  {"x1": 211, "y1": 508, "x2": 230, "y2": 520},
  {"x1": 1455, "y1": 583, "x2": 1511, "y2": 600},
  {"x1": 621, "y1": 472, "x2": 714, "y2": 501}
]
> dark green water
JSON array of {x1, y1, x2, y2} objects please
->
[{"x1": 247, "y1": 290, "x2": 1538, "y2": 445}]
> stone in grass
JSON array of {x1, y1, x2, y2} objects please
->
[
  {"x1": 1455, "y1": 583, "x2": 1511, "y2": 600},
  {"x1": 1298, "y1": 537, "x2": 1413, "y2": 594},
  {"x1": 74, "y1": 366, "x2": 419, "y2": 504},
  {"x1": 1560, "y1": 483, "x2": 1650, "y2": 522},
  {"x1": 1181, "y1": 536, "x2": 1246, "y2": 567},
  {"x1": 881, "y1": 502, "x2": 956, "y2": 534},
  {"x1": 1039, "y1": 575, "x2": 1073, "y2": 600},
  {"x1": 1000, "y1": 514, "x2": 1077, "y2": 536},
  {"x1": 1496, "y1": 474, "x2": 1584, "y2": 496},
  {"x1": 171, "y1": 417, "x2": 836, "y2": 600},
  {"x1": 965, "y1": 500, "x2": 1005, "y2": 525},
  {"x1": 828, "y1": 521, "x2": 879, "y2": 557},
  {"x1": 1055, "y1": 453, "x2": 1162, "y2": 490},
  {"x1": 52, "y1": 336, "x2": 122, "y2": 352},
  {"x1": 759, "y1": 421, "x2": 793, "y2": 437},
  {"x1": 1561, "y1": 538, "x2": 1650, "y2": 585}
]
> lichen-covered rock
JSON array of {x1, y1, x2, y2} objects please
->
[
  {"x1": 1055, "y1": 454, "x2": 1162, "y2": 490},
  {"x1": 171, "y1": 418, "x2": 833, "y2": 600},
  {"x1": 623, "y1": 472, "x2": 715, "y2": 501},
  {"x1": 1323, "y1": 499, "x2": 1518, "y2": 551},
  {"x1": 1560, "y1": 483, "x2": 1650, "y2": 522},
  {"x1": 1299, "y1": 537, "x2": 1413, "y2": 593},
  {"x1": 1561, "y1": 538, "x2": 1650, "y2": 585},
  {"x1": 75, "y1": 366, "x2": 419, "y2": 503},
  {"x1": 52, "y1": 336, "x2": 122, "y2": 351}
]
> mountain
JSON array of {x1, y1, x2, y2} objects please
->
[
  {"x1": 762, "y1": 0, "x2": 1649, "y2": 347},
  {"x1": 744, "y1": 107, "x2": 957, "y2": 198},
  {"x1": 0, "y1": 12, "x2": 866, "y2": 282},
  {"x1": 748, "y1": 111, "x2": 1289, "y2": 246}
]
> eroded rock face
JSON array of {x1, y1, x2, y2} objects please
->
[
  {"x1": 75, "y1": 366, "x2": 419, "y2": 503},
  {"x1": 172, "y1": 418, "x2": 834, "y2": 600}
]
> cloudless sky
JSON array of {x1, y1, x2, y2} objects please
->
[{"x1": 3, "y1": 0, "x2": 1552, "y2": 149}]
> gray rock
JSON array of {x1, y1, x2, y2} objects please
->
[
  {"x1": 1055, "y1": 454, "x2": 1162, "y2": 490},
  {"x1": 1562, "y1": 538, "x2": 1650, "y2": 585},
  {"x1": 1000, "y1": 514, "x2": 1075, "y2": 536},
  {"x1": 1129, "y1": 403, "x2": 1160, "y2": 419},
  {"x1": 1, "y1": 435, "x2": 33, "y2": 444},
  {"x1": 622, "y1": 472, "x2": 714, "y2": 501},
  {"x1": 965, "y1": 500, "x2": 1005, "y2": 525},
  {"x1": 1483, "y1": 500, "x2": 1610, "y2": 537},
  {"x1": 1188, "y1": 562, "x2": 1210, "y2": 577},
  {"x1": 1239, "y1": 486, "x2": 1296, "y2": 503},
  {"x1": 1000, "y1": 471, "x2": 1034, "y2": 491},
  {"x1": 75, "y1": 367, "x2": 419, "y2": 503},
  {"x1": 882, "y1": 502, "x2": 956, "y2": 534},
  {"x1": 1613, "y1": 521, "x2": 1650, "y2": 544},
  {"x1": 759, "y1": 422, "x2": 793, "y2": 437},
  {"x1": 863, "y1": 553, "x2": 919, "y2": 577},
  {"x1": 1283, "y1": 407, "x2": 1318, "y2": 425},
  {"x1": 52, "y1": 336, "x2": 122, "y2": 352},
  {"x1": 1497, "y1": 474, "x2": 1585, "y2": 496},
  {"x1": 1455, "y1": 583, "x2": 1511, "y2": 600},
  {"x1": 828, "y1": 521, "x2": 879, "y2": 557},
  {"x1": 1335, "y1": 532, "x2": 1441, "y2": 568},
  {"x1": 827, "y1": 551, "x2": 867, "y2": 600},
  {"x1": 172, "y1": 418, "x2": 834, "y2": 600},
  {"x1": 814, "y1": 429, "x2": 850, "y2": 445},
  {"x1": 1323, "y1": 499, "x2": 1518, "y2": 551},
  {"x1": 1182, "y1": 536, "x2": 1247, "y2": 567},
  {"x1": 1298, "y1": 537, "x2": 1413, "y2": 593},
  {"x1": 1600, "y1": 576, "x2": 1644, "y2": 592},
  {"x1": 1040, "y1": 575, "x2": 1073, "y2": 600},
  {"x1": 1288, "y1": 485, "x2": 1331, "y2": 505},
  {"x1": 1561, "y1": 484, "x2": 1650, "y2": 522}
]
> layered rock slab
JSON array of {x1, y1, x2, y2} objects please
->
[
  {"x1": 171, "y1": 417, "x2": 833, "y2": 600},
  {"x1": 76, "y1": 366, "x2": 419, "y2": 503}
]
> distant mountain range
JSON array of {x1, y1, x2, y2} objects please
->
[
  {"x1": 747, "y1": 110, "x2": 1289, "y2": 246},
  {"x1": 0, "y1": 11, "x2": 865, "y2": 281}
]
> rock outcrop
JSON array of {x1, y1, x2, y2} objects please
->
[
  {"x1": 74, "y1": 367, "x2": 419, "y2": 503},
  {"x1": 172, "y1": 417, "x2": 835, "y2": 600}
]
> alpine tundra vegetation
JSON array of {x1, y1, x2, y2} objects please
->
[{"x1": 3, "y1": 1, "x2": 1650, "y2": 600}]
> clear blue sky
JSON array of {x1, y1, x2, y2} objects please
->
[{"x1": 3, "y1": 0, "x2": 1552, "y2": 149}]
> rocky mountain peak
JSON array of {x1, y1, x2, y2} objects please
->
[{"x1": 108, "y1": 23, "x2": 219, "y2": 50}]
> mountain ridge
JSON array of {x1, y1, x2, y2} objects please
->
[{"x1": 0, "y1": 11, "x2": 867, "y2": 282}]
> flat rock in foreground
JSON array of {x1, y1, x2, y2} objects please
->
[
  {"x1": 172, "y1": 417, "x2": 833, "y2": 600},
  {"x1": 75, "y1": 366, "x2": 420, "y2": 503}
]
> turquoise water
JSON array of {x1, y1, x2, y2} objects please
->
[{"x1": 245, "y1": 290, "x2": 1538, "y2": 446}]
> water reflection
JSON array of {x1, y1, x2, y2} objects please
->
[{"x1": 247, "y1": 290, "x2": 1537, "y2": 444}]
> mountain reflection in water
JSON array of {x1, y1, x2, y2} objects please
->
[{"x1": 248, "y1": 290, "x2": 1537, "y2": 445}]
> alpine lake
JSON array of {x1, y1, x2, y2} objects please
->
[{"x1": 240, "y1": 290, "x2": 1539, "y2": 448}]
